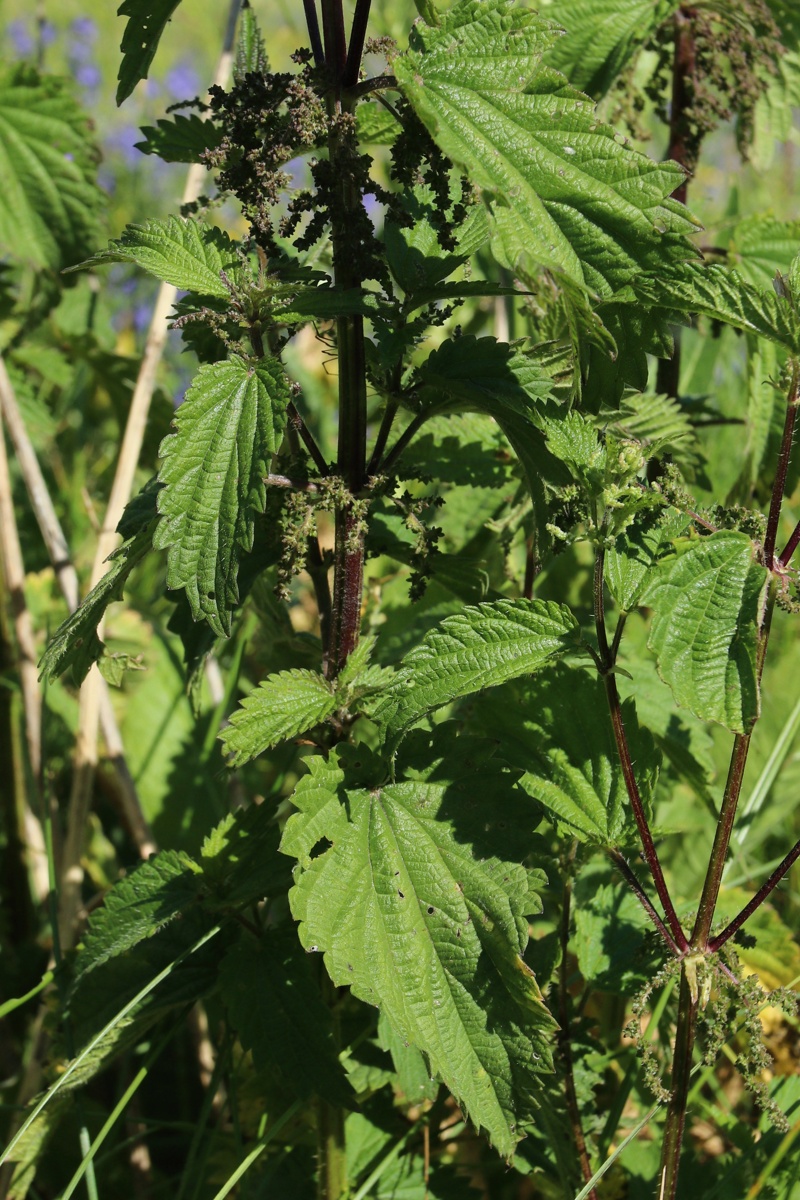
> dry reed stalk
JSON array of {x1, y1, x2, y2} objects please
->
[
  {"x1": 60, "y1": 0, "x2": 241, "y2": 946},
  {"x1": 0, "y1": 358, "x2": 157, "y2": 862}
]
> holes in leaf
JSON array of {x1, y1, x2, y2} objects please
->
[
  {"x1": 398, "y1": 889, "x2": 405, "y2": 899},
  {"x1": 309, "y1": 836, "x2": 332, "y2": 860},
  {"x1": 427, "y1": 906, "x2": 435, "y2": 915}
]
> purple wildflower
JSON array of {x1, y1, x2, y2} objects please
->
[
  {"x1": 70, "y1": 17, "x2": 98, "y2": 41},
  {"x1": 76, "y1": 63, "x2": 101, "y2": 89},
  {"x1": 7, "y1": 20, "x2": 35, "y2": 57},
  {"x1": 165, "y1": 60, "x2": 201, "y2": 100},
  {"x1": 106, "y1": 125, "x2": 143, "y2": 166}
]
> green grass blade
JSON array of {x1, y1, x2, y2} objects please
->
[
  {"x1": 209, "y1": 1100, "x2": 303, "y2": 1200},
  {"x1": 0, "y1": 925, "x2": 221, "y2": 1167}
]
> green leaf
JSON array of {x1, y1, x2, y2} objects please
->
[
  {"x1": 377, "y1": 1013, "x2": 439, "y2": 1105},
  {"x1": 606, "y1": 392, "x2": 702, "y2": 468},
  {"x1": 604, "y1": 509, "x2": 689, "y2": 613},
  {"x1": 0, "y1": 67, "x2": 103, "y2": 271},
  {"x1": 375, "y1": 598, "x2": 582, "y2": 739},
  {"x1": 70, "y1": 216, "x2": 239, "y2": 298},
  {"x1": 385, "y1": 185, "x2": 489, "y2": 296},
  {"x1": 643, "y1": 532, "x2": 769, "y2": 734},
  {"x1": 394, "y1": 0, "x2": 696, "y2": 300},
  {"x1": 750, "y1": 0, "x2": 800, "y2": 171},
  {"x1": 136, "y1": 112, "x2": 223, "y2": 163},
  {"x1": 74, "y1": 851, "x2": 202, "y2": 977},
  {"x1": 727, "y1": 214, "x2": 800, "y2": 291},
  {"x1": 234, "y1": 0, "x2": 269, "y2": 83},
  {"x1": 415, "y1": 335, "x2": 566, "y2": 508},
  {"x1": 219, "y1": 931, "x2": 352, "y2": 1105},
  {"x1": 283, "y1": 753, "x2": 557, "y2": 1156},
  {"x1": 544, "y1": 0, "x2": 677, "y2": 99},
  {"x1": 117, "y1": 0, "x2": 184, "y2": 105},
  {"x1": 465, "y1": 666, "x2": 659, "y2": 846},
  {"x1": 355, "y1": 100, "x2": 401, "y2": 145},
  {"x1": 573, "y1": 866, "x2": 660, "y2": 991},
  {"x1": 220, "y1": 669, "x2": 337, "y2": 766},
  {"x1": 638, "y1": 263, "x2": 800, "y2": 354},
  {"x1": 200, "y1": 802, "x2": 292, "y2": 906},
  {"x1": 153, "y1": 356, "x2": 291, "y2": 636},
  {"x1": 38, "y1": 517, "x2": 156, "y2": 685}
]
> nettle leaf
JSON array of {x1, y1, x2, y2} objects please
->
[
  {"x1": 71, "y1": 216, "x2": 239, "y2": 299},
  {"x1": 573, "y1": 867, "x2": 660, "y2": 991},
  {"x1": 750, "y1": 0, "x2": 800, "y2": 171},
  {"x1": 136, "y1": 113, "x2": 223, "y2": 163},
  {"x1": 465, "y1": 666, "x2": 659, "y2": 846},
  {"x1": 0, "y1": 67, "x2": 103, "y2": 271},
  {"x1": 153, "y1": 356, "x2": 291, "y2": 636},
  {"x1": 74, "y1": 851, "x2": 202, "y2": 978},
  {"x1": 39, "y1": 516, "x2": 157, "y2": 685},
  {"x1": 117, "y1": 0, "x2": 184, "y2": 105},
  {"x1": 415, "y1": 335, "x2": 567, "y2": 505},
  {"x1": 607, "y1": 392, "x2": 701, "y2": 466},
  {"x1": 375, "y1": 598, "x2": 582, "y2": 740},
  {"x1": 200, "y1": 802, "x2": 291, "y2": 906},
  {"x1": 385, "y1": 185, "x2": 490, "y2": 296},
  {"x1": 219, "y1": 931, "x2": 352, "y2": 1105},
  {"x1": 642, "y1": 532, "x2": 769, "y2": 734},
  {"x1": 394, "y1": 0, "x2": 696, "y2": 300},
  {"x1": 220, "y1": 670, "x2": 337, "y2": 767},
  {"x1": 543, "y1": 0, "x2": 677, "y2": 98},
  {"x1": 234, "y1": 0, "x2": 269, "y2": 83},
  {"x1": 727, "y1": 215, "x2": 800, "y2": 291},
  {"x1": 282, "y1": 753, "x2": 557, "y2": 1156},
  {"x1": 639, "y1": 263, "x2": 800, "y2": 355},
  {"x1": 604, "y1": 509, "x2": 689, "y2": 613}
]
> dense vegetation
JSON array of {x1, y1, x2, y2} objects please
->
[{"x1": 2, "y1": 0, "x2": 800, "y2": 1196}]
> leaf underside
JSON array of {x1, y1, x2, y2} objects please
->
[{"x1": 117, "y1": 0, "x2": 184, "y2": 105}]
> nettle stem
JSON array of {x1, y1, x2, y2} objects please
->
[
  {"x1": 658, "y1": 972, "x2": 699, "y2": 1200},
  {"x1": 557, "y1": 845, "x2": 598, "y2": 1200},
  {"x1": 659, "y1": 364, "x2": 795, "y2": 1196},
  {"x1": 594, "y1": 548, "x2": 688, "y2": 951},
  {"x1": 318, "y1": 0, "x2": 371, "y2": 678}
]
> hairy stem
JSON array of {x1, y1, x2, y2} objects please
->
[
  {"x1": 778, "y1": 516, "x2": 800, "y2": 567},
  {"x1": 594, "y1": 548, "x2": 688, "y2": 950},
  {"x1": 327, "y1": 93, "x2": 368, "y2": 675},
  {"x1": 658, "y1": 972, "x2": 698, "y2": 1200},
  {"x1": 691, "y1": 732, "x2": 752, "y2": 950},
  {"x1": 607, "y1": 850, "x2": 681, "y2": 957},
  {"x1": 710, "y1": 834, "x2": 800, "y2": 952},
  {"x1": 343, "y1": 0, "x2": 371, "y2": 88},
  {"x1": 287, "y1": 401, "x2": 330, "y2": 476},
  {"x1": 661, "y1": 446, "x2": 783, "y2": 1191},
  {"x1": 303, "y1": 0, "x2": 325, "y2": 67},
  {"x1": 557, "y1": 847, "x2": 598, "y2": 1200},
  {"x1": 320, "y1": 0, "x2": 346, "y2": 78}
]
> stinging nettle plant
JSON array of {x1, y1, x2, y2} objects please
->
[{"x1": 4, "y1": 0, "x2": 800, "y2": 1196}]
